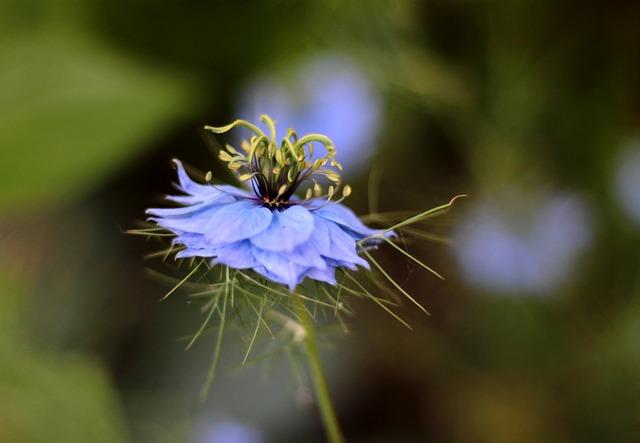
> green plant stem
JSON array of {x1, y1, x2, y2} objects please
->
[
  {"x1": 199, "y1": 280, "x2": 228, "y2": 402},
  {"x1": 293, "y1": 295, "x2": 346, "y2": 443}
]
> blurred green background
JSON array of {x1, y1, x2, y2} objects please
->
[{"x1": 1, "y1": 1, "x2": 640, "y2": 442}]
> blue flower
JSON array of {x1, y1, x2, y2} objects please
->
[
  {"x1": 147, "y1": 159, "x2": 384, "y2": 291},
  {"x1": 196, "y1": 418, "x2": 264, "y2": 443},
  {"x1": 614, "y1": 141, "x2": 640, "y2": 226},
  {"x1": 235, "y1": 53, "x2": 382, "y2": 175},
  {"x1": 454, "y1": 192, "x2": 592, "y2": 295}
]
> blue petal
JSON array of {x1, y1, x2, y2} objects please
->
[
  {"x1": 208, "y1": 183, "x2": 255, "y2": 200},
  {"x1": 252, "y1": 248, "x2": 307, "y2": 291},
  {"x1": 322, "y1": 219, "x2": 370, "y2": 268},
  {"x1": 214, "y1": 240, "x2": 259, "y2": 269},
  {"x1": 326, "y1": 257, "x2": 369, "y2": 271},
  {"x1": 252, "y1": 266, "x2": 291, "y2": 288},
  {"x1": 305, "y1": 266, "x2": 337, "y2": 285},
  {"x1": 283, "y1": 242, "x2": 327, "y2": 269},
  {"x1": 304, "y1": 214, "x2": 332, "y2": 256},
  {"x1": 311, "y1": 201, "x2": 380, "y2": 237},
  {"x1": 172, "y1": 159, "x2": 213, "y2": 196},
  {"x1": 250, "y1": 205, "x2": 315, "y2": 252},
  {"x1": 204, "y1": 200, "x2": 273, "y2": 245},
  {"x1": 150, "y1": 205, "x2": 226, "y2": 234},
  {"x1": 164, "y1": 186, "x2": 249, "y2": 206},
  {"x1": 253, "y1": 237, "x2": 326, "y2": 270},
  {"x1": 173, "y1": 233, "x2": 209, "y2": 249},
  {"x1": 146, "y1": 194, "x2": 236, "y2": 218},
  {"x1": 173, "y1": 233, "x2": 219, "y2": 258},
  {"x1": 172, "y1": 159, "x2": 252, "y2": 201},
  {"x1": 164, "y1": 192, "x2": 240, "y2": 206},
  {"x1": 176, "y1": 248, "x2": 217, "y2": 259}
]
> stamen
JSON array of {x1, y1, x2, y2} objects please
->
[{"x1": 205, "y1": 115, "x2": 352, "y2": 207}]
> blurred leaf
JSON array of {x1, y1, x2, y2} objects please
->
[
  {"x1": 0, "y1": 272, "x2": 23, "y2": 350},
  {"x1": 0, "y1": 4, "x2": 196, "y2": 210},
  {"x1": 0, "y1": 271, "x2": 130, "y2": 442},
  {"x1": 0, "y1": 352, "x2": 130, "y2": 443}
]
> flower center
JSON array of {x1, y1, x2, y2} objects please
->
[
  {"x1": 260, "y1": 197, "x2": 291, "y2": 211},
  {"x1": 206, "y1": 115, "x2": 351, "y2": 206}
]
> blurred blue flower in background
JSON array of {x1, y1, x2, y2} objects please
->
[
  {"x1": 196, "y1": 418, "x2": 264, "y2": 443},
  {"x1": 235, "y1": 54, "x2": 382, "y2": 175},
  {"x1": 454, "y1": 193, "x2": 593, "y2": 295},
  {"x1": 614, "y1": 142, "x2": 640, "y2": 226}
]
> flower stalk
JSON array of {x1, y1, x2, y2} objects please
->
[{"x1": 293, "y1": 295, "x2": 345, "y2": 443}]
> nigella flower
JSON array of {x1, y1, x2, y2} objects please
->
[
  {"x1": 136, "y1": 115, "x2": 462, "y2": 435},
  {"x1": 146, "y1": 116, "x2": 387, "y2": 291}
]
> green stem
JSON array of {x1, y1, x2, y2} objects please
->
[
  {"x1": 199, "y1": 272, "x2": 229, "y2": 402},
  {"x1": 293, "y1": 295, "x2": 346, "y2": 443}
]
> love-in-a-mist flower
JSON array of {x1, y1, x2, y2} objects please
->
[
  {"x1": 136, "y1": 116, "x2": 461, "y2": 442},
  {"x1": 146, "y1": 116, "x2": 388, "y2": 291}
]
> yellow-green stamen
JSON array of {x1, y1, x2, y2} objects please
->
[{"x1": 205, "y1": 115, "x2": 348, "y2": 209}]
